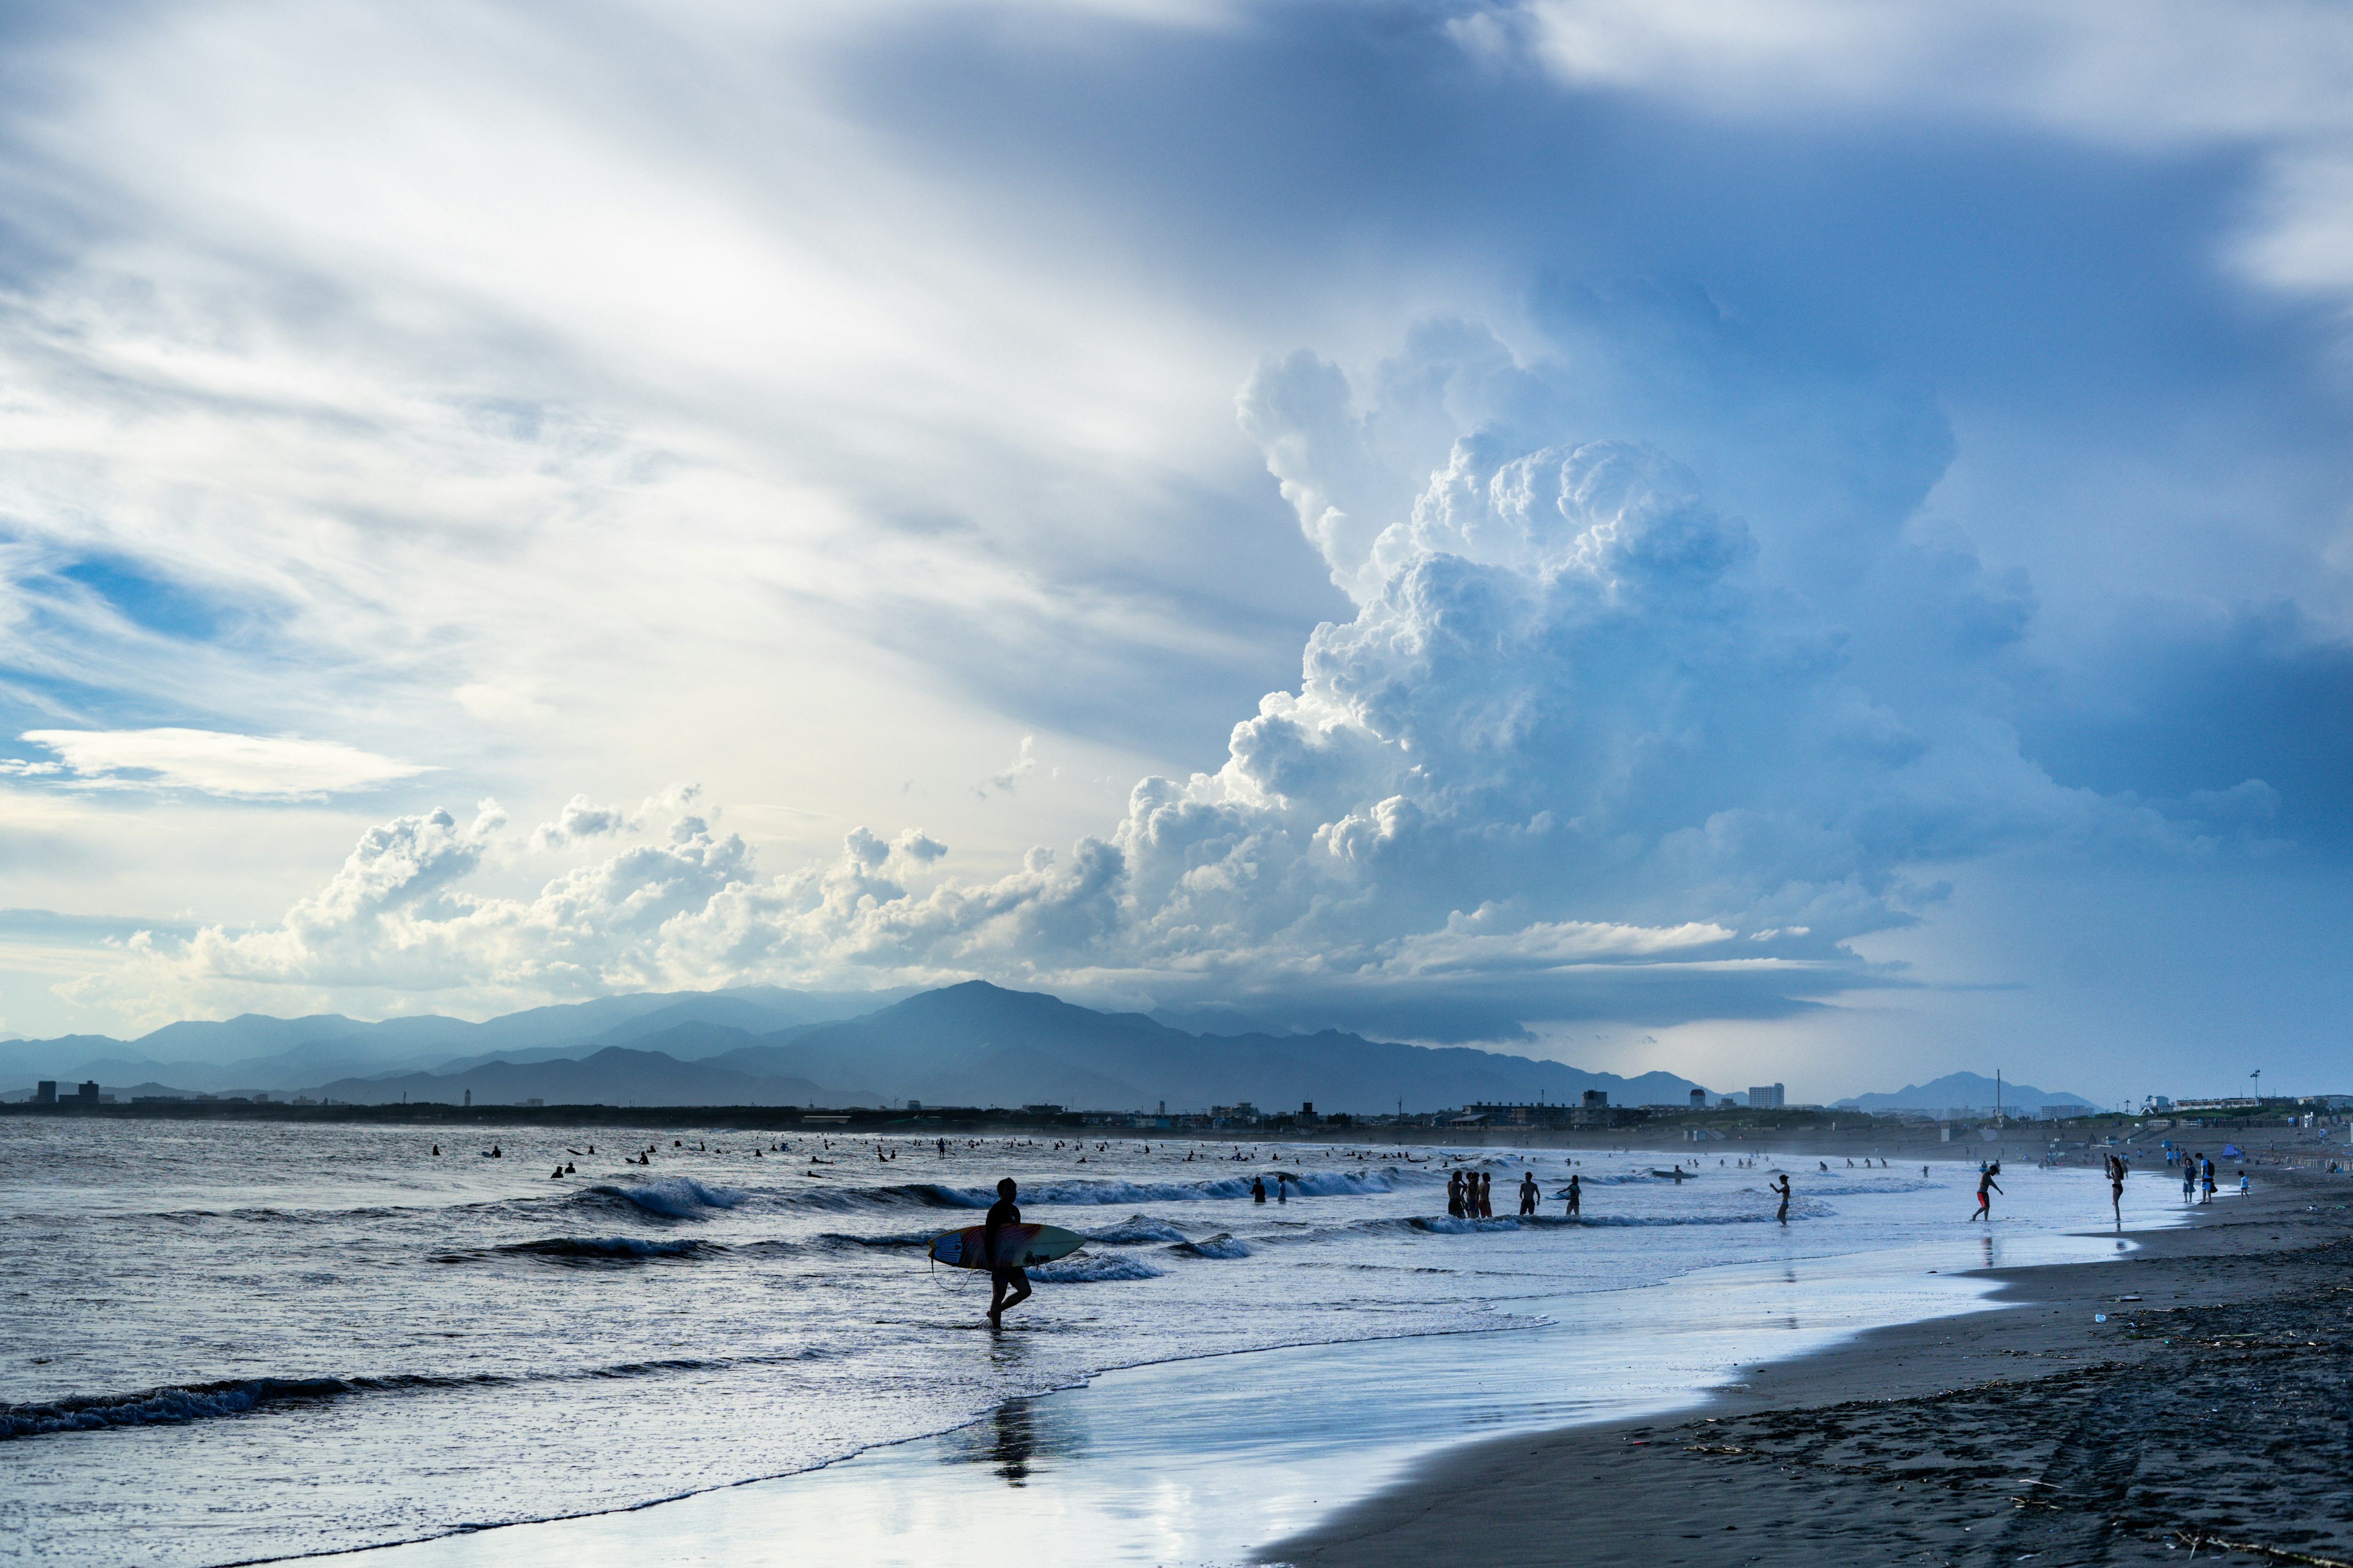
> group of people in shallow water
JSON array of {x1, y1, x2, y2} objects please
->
[{"x1": 1446, "y1": 1168, "x2": 1493, "y2": 1218}]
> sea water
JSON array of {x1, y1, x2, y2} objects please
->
[{"x1": 0, "y1": 1119, "x2": 2183, "y2": 1566}]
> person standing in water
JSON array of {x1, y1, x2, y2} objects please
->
[
  {"x1": 1477, "y1": 1172, "x2": 1494, "y2": 1219},
  {"x1": 1773, "y1": 1173, "x2": 1792, "y2": 1226},
  {"x1": 2105, "y1": 1153, "x2": 2128, "y2": 1227},
  {"x1": 984, "y1": 1178, "x2": 1033, "y2": 1329},
  {"x1": 1252, "y1": 1175, "x2": 1268, "y2": 1205},
  {"x1": 1972, "y1": 1164, "x2": 2002, "y2": 1222},
  {"x1": 1447, "y1": 1170, "x2": 1466, "y2": 1218},
  {"x1": 1518, "y1": 1170, "x2": 1539, "y2": 1216}
]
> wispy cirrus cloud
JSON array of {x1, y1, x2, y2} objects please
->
[{"x1": 18, "y1": 729, "x2": 434, "y2": 800}]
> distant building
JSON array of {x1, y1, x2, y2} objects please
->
[
  {"x1": 522, "y1": 1098, "x2": 544, "y2": 1108},
  {"x1": 1469, "y1": 1102, "x2": 1572, "y2": 1127},
  {"x1": 1210, "y1": 1102, "x2": 1260, "y2": 1123},
  {"x1": 34, "y1": 1081, "x2": 55, "y2": 1105},
  {"x1": 1021, "y1": 1104, "x2": 1065, "y2": 1117},
  {"x1": 2039, "y1": 1105, "x2": 2076, "y2": 1120},
  {"x1": 1748, "y1": 1083, "x2": 1785, "y2": 1110},
  {"x1": 1688, "y1": 1089, "x2": 1707, "y2": 1108},
  {"x1": 1582, "y1": 1089, "x2": 1608, "y2": 1108},
  {"x1": 76, "y1": 1081, "x2": 99, "y2": 1106}
]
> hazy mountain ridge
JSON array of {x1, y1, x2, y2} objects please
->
[
  {"x1": 0, "y1": 987, "x2": 909, "y2": 1093},
  {"x1": 1833, "y1": 1072, "x2": 2096, "y2": 1115},
  {"x1": 2, "y1": 981, "x2": 1719, "y2": 1113}
]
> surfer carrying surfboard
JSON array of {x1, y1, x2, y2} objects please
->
[{"x1": 985, "y1": 1178, "x2": 1034, "y2": 1329}]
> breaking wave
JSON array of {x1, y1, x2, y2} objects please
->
[
  {"x1": 486, "y1": 1236, "x2": 721, "y2": 1263},
  {"x1": 578, "y1": 1178, "x2": 748, "y2": 1220},
  {"x1": 0, "y1": 1373, "x2": 488, "y2": 1441},
  {"x1": 1085, "y1": 1214, "x2": 1189, "y2": 1245},
  {"x1": 0, "y1": 1350, "x2": 828, "y2": 1442},
  {"x1": 911, "y1": 1170, "x2": 1401, "y2": 1207},
  {"x1": 1030, "y1": 1252, "x2": 1164, "y2": 1283},
  {"x1": 1166, "y1": 1232, "x2": 1250, "y2": 1259}
]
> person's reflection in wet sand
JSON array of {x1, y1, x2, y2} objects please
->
[{"x1": 984, "y1": 1400, "x2": 1039, "y2": 1485}]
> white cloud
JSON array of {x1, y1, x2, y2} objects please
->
[
  {"x1": 1377, "y1": 909, "x2": 1740, "y2": 975},
  {"x1": 980, "y1": 736, "x2": 1039, "y2": 796},
  {"x1": 1, "y1": 0, "x2": 2344, "y2": 1081},
  {"x1": 64, "y1": 354, "x2": 2194, "y2": 1028},
  {"x1": 20, "y1": 729, "x2": 434, "y2": 800}
]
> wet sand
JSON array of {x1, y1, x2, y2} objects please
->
[{"x1": 1267, "y1": 1175, "x2": 2353, "y2": 1567}]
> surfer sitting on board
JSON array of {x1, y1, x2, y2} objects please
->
[{"x1": 985, "y1": 1178, "x2": 1034, "y2": 1329}]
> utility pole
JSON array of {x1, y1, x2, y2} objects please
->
[
  {"x1": 2251, "y1": 1068, "x2": 2261, "y2": 1104},
  {"x1": 1995, "y1": 1069, "x2": 2003, "y2": 1129}
]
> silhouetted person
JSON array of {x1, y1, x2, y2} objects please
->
[
  {"x1": 1478, "y1": 1172, "x2": 1493, "y2": 1219},
  {"x1": 1972, "y1": 1166, "x2": 2001, "y2": 1222},
  {"x1": 2106, "y1": 1153, "x2": 2127, "y2": 1226},
  {"x1": 985, "y1": 1177, "x2": 1033, "y2": 1329},
  {"x1": 1447, "y1": 1170, "x2": 1465, "y2": 1218},
  {"x1": 1518, "y1": 1171, "x2": 1538, "y2": 1216},
  {"x1": 1563, "y1": 1173, "x2": 1582, "y2": 1218},
  {"x1": 1252, "y1": 1176, "x2": 1268, "y2": 1204},
  {"x1": 1774, "y1": 1173, "x2": 1792, "y2": 1226}
]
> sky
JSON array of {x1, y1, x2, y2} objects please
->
[{"x1": 0, "y1": 0, "x2": 2349, "y2": 1104}]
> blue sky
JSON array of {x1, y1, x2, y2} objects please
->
[{"x1": 0, "y1": 1, "x2": 2347, "y2": 1103}]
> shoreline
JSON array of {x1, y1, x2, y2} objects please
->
[
  {"x1": 1265, "y1": 1173, "x2": 2353, "y2": 1567},
  {"x1": 322, "y1": 1160, "x2": 2189, "y2": 1568}
]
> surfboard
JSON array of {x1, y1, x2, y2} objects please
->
[{"x1": 929, "y1": 1222, "x2": 1086, "y2": 1271}]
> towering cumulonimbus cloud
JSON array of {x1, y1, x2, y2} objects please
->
[{"x1": 74, "y1": 335, "x2": 2265, "y2": 1034}]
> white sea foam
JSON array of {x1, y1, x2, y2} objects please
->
[
  {"x1": 1030, "y1": 1252, "x2": 1165, "y2": 1282},
  {"x1": 1085, "y1": 1215, "x2": 1190, "y2": 1245},
  {"x1": 1167, "y1": 1232, "x2": 1250, "y2": 1259},
  {"x1": 583, "y1": 1177, "x2": 749, "y2": 1219}
]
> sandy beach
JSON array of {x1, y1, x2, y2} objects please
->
[{"x1": 1268, "y1": 1173, "x2": 2353, "y2": 1567}]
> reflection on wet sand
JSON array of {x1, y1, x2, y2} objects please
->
[{"x1": 937, "y1": 1397, "x2": 1086, "y2": 1486}]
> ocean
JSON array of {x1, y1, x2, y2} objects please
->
[{"x1": 0, "y1": 1118, "x2": 2183, "y2": 1566}]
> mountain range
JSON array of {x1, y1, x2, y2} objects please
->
[
  {"x1": 4, "y1": 981, "x2": 1713, "y2": 1113},
  {"x1": 0, "y1": 985, "x2": 908, "y2": 1097},
  {"x1": 1832, "y1": 1072, "x2": 2097, "y2": 1116},
  {"x1": 0, "y1": 983, "x2": 2097, "y2": 1114}
]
